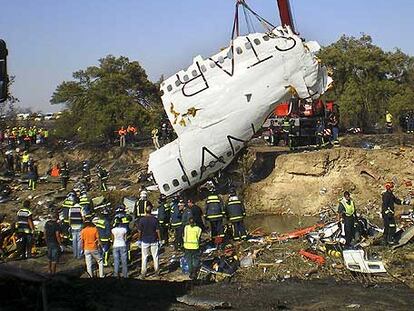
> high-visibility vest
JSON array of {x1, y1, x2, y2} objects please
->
[
  {"x1": 22, "y1": 154, "x2": 30, "y2": 163},
  {"x1": 62, "y1": 200, "x2": 74, "y2": 222},
  {"x1": 205, "y1": 195, "x2": 224, "y2": 220},
  {"x1": 183, "y1": 224, "x2": 201, "y2": 250},
  {"x1": 386, "y1": 113, "x2": 393, "y2": 123},
  {"x1": 79, "y1": 197, "x2": 91, "y2": 207},
  {"x1": 96, "y1": 218, "x2": 111, "y2": 242},
  {"x1": 50, "y1": 166, "x2": 60, "y2": 177},
  {"x1": 16, "y1": 208, "x2": 32, "y2": 234},
  {"x1": 136, "y1": 200, "x2": 149, "y2": 217},
  {"x1": 340, "y1": 198, "x2": 355, "y2": 217},
  {"x1": 118, "y1": 129, "x2": 126, "y2": 136}
]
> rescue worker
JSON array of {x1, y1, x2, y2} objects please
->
[
  {"x1": 382, "y1": 182, "x2": 406, "y2": 245},
  {"x1": 95, "y1": 209, "x2": 111, "y2": 266},
  {"x1": 337, "y1": 191, "x2": 356, "y2": 248},
  {"x1": 118, "y1": 126, "x2": 127, "y2": 148},
  {"x1": 97, "y1": 165, "x2": 109, "y2": 192},
  {"x1": 170, "y1": 195, "x2": 184, "y2": 250},
  {"x1": 79, "y1": 191, "x2": 92, "y2": 218},
  {"x1": 134, "y1": 190, "x2": 153, "y2": 222},
  {"x1": 225, "y1": 189, "x2": 247, "y2": 241},
  {"x1": 181, "y1": 200, "x2": 193, "y2": 227},
  {"x1": 60, "y1": 162, "x2": 70, "y2": 190},
  {"x1": 151, "y1": 127, "x2": 160, "y2": 149},
  {"x1": 205, "y1": 189, "x2": 225, "y2": 242},
  {"x1": 69, "y1": 203, "x2": 84, "y2": 259},
  {"x1": 183, "y1": 217, "x2": 202, "y2": 279},
  {"x1": 157, "y1": 194, "x2": 171, "y2": 244},
  {"x1": 81, "y1": 161, "x2": 91, "y2": 185},
  {"x1": 61, "y1": 192, "x2": 77, "y2": 241},
  {"x1": 27, "y1": 164, "x2": 38, "y2": 191},
  {"x1": 21, "y1": 151, "x2": 30, "y2": 173},
  {"x1": 385, "y1": 111, "x2": 393, "y2": 133},
  {"x1": 16, "y1": 200, "x2": 35, "y2": 259},
  {"x1": 282, "y1": 116, "x2": 291, "y2": 147}
]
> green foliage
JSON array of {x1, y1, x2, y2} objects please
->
[
  {"x1": 319, "y1": 34, "x2": 414, "y2": 129},
  {"x1": 51, "y1": 55, "x2": 163, "y2": 143}
]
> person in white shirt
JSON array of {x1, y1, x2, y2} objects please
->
[{"x1": 111, "y1": 219, "x2": 128, "y2": 278}]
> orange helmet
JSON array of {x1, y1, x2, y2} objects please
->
[{"x1": 385, "y1": 182, "x2": 394, "y2": 190}]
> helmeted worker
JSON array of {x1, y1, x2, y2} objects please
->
[
  {"x1": 385, "y1": 111, "x2": 393, "y2": 133},
  {"x1": 382, "y1": 182, "x2": 406, "y2": 245},
  {"x1": 79, "y1": 191, "x2": 92, "y2": 218},
  {"x1": 225, "y1": 189, "x2": 247, "y2": 241},
  {"x1": 282, "y1": 116, "x2": 292, "y2": 147},
  {"x1": 183, "y1": 217, "x2": 202, "y2": 279},
  {"x1": 97, "y1": 165, "x2": 109, "y2": 192},
  {"x1": 69, "y1": 203, "x2": 83, "y2": 259},
  {"x1": 134, "y1": 190, "x2": 153, "y2": 221},
  {"x1": 95, "y1": 209, "x2": 111, "y2": 266},
  {"x1": 21, "y1": 151, "x2": 30, "y2": 173},
  {"x1": 170, "y1": 195, "x2": 184, "y2": 250},
  {"x1": 157, "y1": 194, "x2": 171, "y2": 244},
  {"x1": 16, "y1": 200, "x2": 35, "y2": 259},
  {"x1": 81, "y1": 161, "x2": 91, "y2": 185},
  {"x1": 337, "y1": 191, "x2": 356, "y2": 248},
  {"x1": 60, "y1": 162, "x2": 70, "y2": 190},
  {"x1": 61, "y1": 192, "x2": 77, "y2": 241},
  {"x1": 205, "y1": 189, "x2": 225, "y2": 241}
]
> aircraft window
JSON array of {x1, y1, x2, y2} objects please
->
[
  {"x1": 163, "y1": 184, "x2": 170, "y2": 191},
  {"x1": 172, "y1": 179, "x2": 179, "y2": 187},
  {"x1": 192, "y1": 70, "x2": 198, "y2": 77},
  {"x1": 209, "y1": 61, "x2": 216, "y2": 68},
  {"x1": 167, "y1": 85, "x2": 172, "y2": 92},
  {"x1": 227, "y1": 49, "x2": 233, "y2": 59},
  {"x1": 160, "y1": 90, "x2": 164, "y2": 96},
  {"x1": 263, "y1": 35, "x2": 270, "y2": 41},
  {"x1": 245, "y1": 42, "x2": 252, "y2": 49},
  {"x1": 181, "y1": 175, "x2": 188, "y2": 182},
  {"x1": 201, "y1": 65, "x2": 207, "y2": 72},
  {"x1": 175, "y1": 80, "x2": 181, "y2": 87},
  {"x1": 191, "y1": 170, "x2": 198, "y2": 177},
  {"x1": 183, "y1": 75, "x2": 189, "y2": 82},
  {"x1": 254, "y1": 38, "x2": 261, "y2": 45},
  {"x1": 218, "y1": 56, "x2": 224, "y2": 64},
  {"x1": 236, "y1": 47, "x2": 243, "y2": 54},
  {"x1": 226, "y1": 151, "x2": 232, "y2": 157}
]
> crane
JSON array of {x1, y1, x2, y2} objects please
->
[
  {"x1": 276, "y1": 0, "x2": 296, "y2": 33},
  {"x1": 0, "y1": 39, "x2": 8, "y2": 103}
]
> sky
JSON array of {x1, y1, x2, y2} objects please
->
[{"x1": 0, "y1": 0, "x2": 413, "y2": 112}]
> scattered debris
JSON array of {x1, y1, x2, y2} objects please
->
[
  {"x1": 177, "y1": 295, "x2": 232, "y2": 309},
  {"x1": 343, "y1": 249, "x2": 386, "y2": 274}
]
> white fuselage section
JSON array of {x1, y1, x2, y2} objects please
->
[{"x1": 148, "y1": 26, "x2": 330, "y2": 196}]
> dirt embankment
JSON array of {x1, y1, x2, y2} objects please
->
[{"x1": 245, "y1": 147, "x2": 414, "y2": 216}]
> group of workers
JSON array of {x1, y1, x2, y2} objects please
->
[
  {"x1": 337, "y1": 182, "x2": 410, "y2": 248},
  {"x1": 267, "y1": 112, "x2": 340, "y2": 148},
  {"x1": 151, "y1": 119, "x2": 175, "y2": 149},
  {"x1": 117, "y1": 125, "x2": 137, "y2": 148},
  {"x1": 3, "y1": 149, "x2": 38, "y2": 190},
  {"x1": 0, "y1": 126, "x2": 49, "y2": 149},
  {"x1": 12, "y1": 181, "x2": 247, "y2": 279}
]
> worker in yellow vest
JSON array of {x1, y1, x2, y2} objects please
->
[
  {"x1": 337, "y1": 191, "x2": 356, "y2": 248},
  {"x1": 385, "y1": 111, "x2": 393, "y2": 133},
  {"x1": 183, "y1": 217, "x2": 202, "y2": 279}
]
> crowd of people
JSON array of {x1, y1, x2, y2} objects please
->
[
  {"x1": 12, "y1": 177, "x2": 247, "y2": 279},
  {"x1": 0, "y1": 126, "x2": 49, "y2": 149}
]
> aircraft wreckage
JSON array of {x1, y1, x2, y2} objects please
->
[{"x1": 148, "y1": 1, "x2": 332, "y2": 196}]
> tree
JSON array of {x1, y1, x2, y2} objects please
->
[
  {"x1": 51, "y1": 55, "x2": 163, "y2": 143},
  {"x1": 318, "y1": 35, "x2": 414, "y2": 129}
]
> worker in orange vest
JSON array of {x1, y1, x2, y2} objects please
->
[
  {"x1": 118, "y1": 126, "x2": 127, "y2": 148},
  {"x1": 126, "y1": 125, "x2": 136, "y2": 145}
]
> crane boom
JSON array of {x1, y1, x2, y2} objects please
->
[{"x1": 276, "y1": 0, "x2": 296, "y2": 33}]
